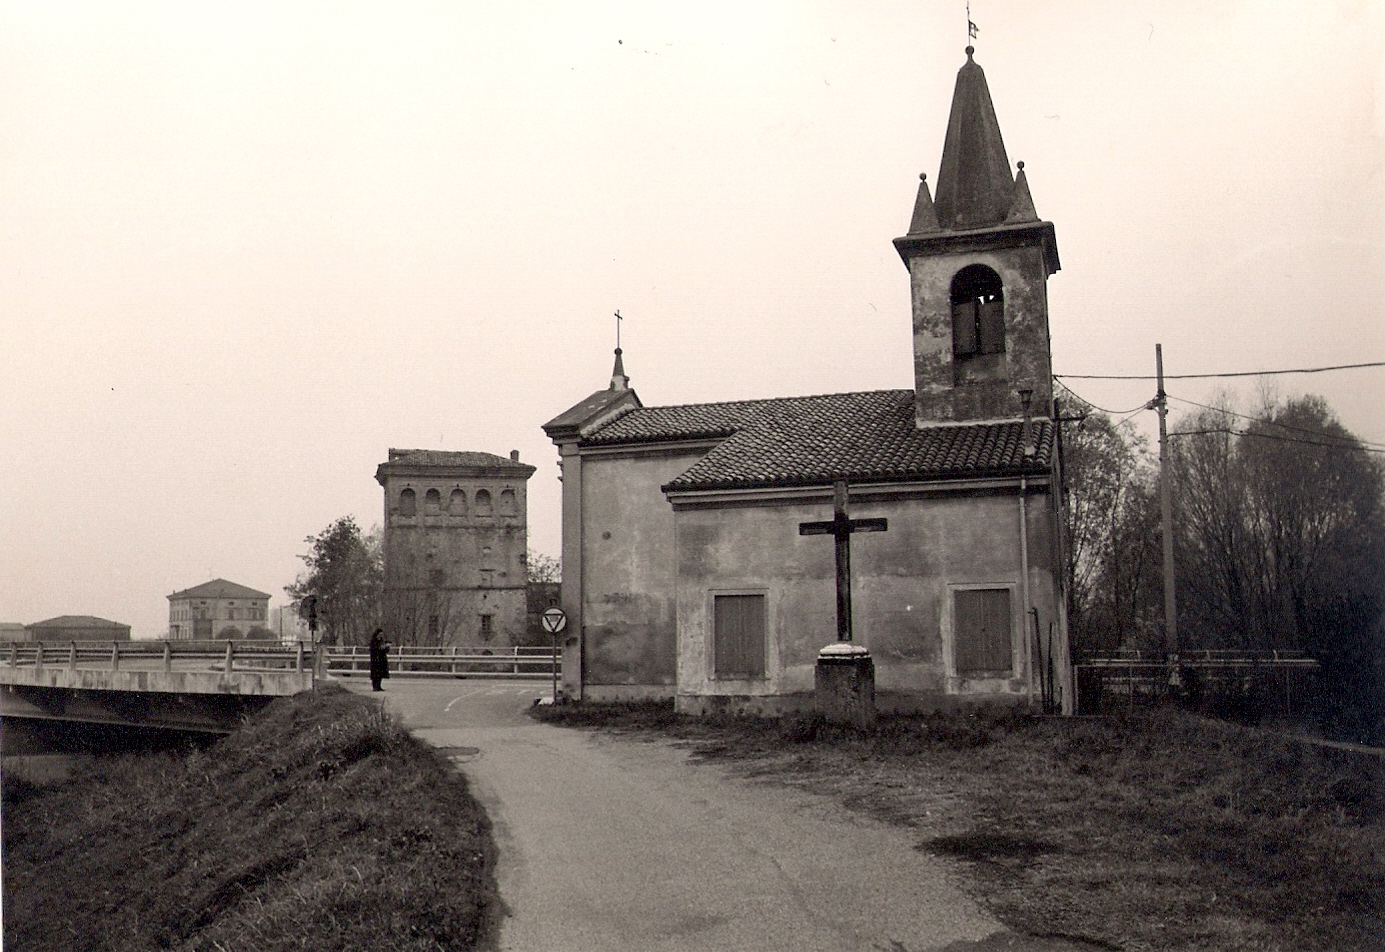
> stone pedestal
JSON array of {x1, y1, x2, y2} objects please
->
[{"x1": 815, "y1": 643, "x2": 876, "y2": 729}]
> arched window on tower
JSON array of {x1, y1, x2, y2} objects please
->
[
  {"x1": 950, "y1": 265, "x2": 1005, "y2": 359},
  {"x1": 449, "y1": 488, "x2": 467, "y2": 515},
  {"x1": 425, "y1": 488, "x2": 442, "y2": 514},
  {"x1": 399, "y1": 488, "x2": 416, "y2": 517},
  {"x1": 474, "y1": 489, "x2": 493, "y2": 517},
  {"x1": 499, "y1": 489, "x2": 517, "y2": 516}
]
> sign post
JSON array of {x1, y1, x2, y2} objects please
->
[{"x1": 540, "y1": 607, "x2": 568, "y2": 704}]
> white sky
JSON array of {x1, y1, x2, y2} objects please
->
[{"x1": 3, "y1": 1, "x2": 1382, "y2": 639}]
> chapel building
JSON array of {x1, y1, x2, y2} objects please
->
[
  {"x1": 375, "y1": 449, "x2": 536, "y2": 646},
  {"x1": 544, "y1": 48, "x2": 1073, "y2": 714}
]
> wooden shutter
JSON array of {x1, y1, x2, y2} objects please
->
[
  {"x1": 952, "y1": 301, "x2": 978, "y2": 357},
  {"x1": 954, "y1": 589, "x2": 1012, "y2": 674},
  {"x1": 714, "y1": 595, "x2": 766, "y2": 678},
  {"x1": 977, "y1": 298, "x2": 1005, "y2": 354}
]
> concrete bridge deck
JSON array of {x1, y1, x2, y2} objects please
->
[{"x1": 0, "y1": 641, "x2": 319, "y2": 747}]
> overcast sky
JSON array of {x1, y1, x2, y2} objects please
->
[{"x1": 3, "y1": 1, "x2": 1381, "y2": 639}]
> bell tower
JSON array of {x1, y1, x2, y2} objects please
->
[{"x1": 893, "y1": 47, "x2": 1060, "y2": 426}]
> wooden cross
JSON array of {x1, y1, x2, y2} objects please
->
[{"x1": 798, "y1": 481, "x2": 888, "y2": 642}]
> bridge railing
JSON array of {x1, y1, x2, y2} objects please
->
[
  {"x1": 1, "y1": 640, "x2": 561, "y2": 684},
  {"x1": 2, "y1": 639, "x2": 319, "y2": 678},
  {"x1": 324, "y1": 644, "x2": 559, "y2": 680}
]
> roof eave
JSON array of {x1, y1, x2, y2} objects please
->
[{"x1": 892, "y1": 220, "x2": 1060, "y2": 275}]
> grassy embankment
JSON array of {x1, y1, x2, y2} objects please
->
[
  {"x1": 535, "y1": 701, "x2": 1384, "y2": 952},
  {"x1": 2, "y1": 684, "x2": 498, "y2": 952}
]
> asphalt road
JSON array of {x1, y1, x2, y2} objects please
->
[{"x1": 343, "y1": 679, "x2": 1090, "y2": 952}]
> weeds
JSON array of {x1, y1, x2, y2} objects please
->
[{"x1": 2, "y1": 684, "x2": 498, "y2": 952}]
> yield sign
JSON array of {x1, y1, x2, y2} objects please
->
[{"x1": 540, "y1": 607, "x2": 568, "y2": 634}]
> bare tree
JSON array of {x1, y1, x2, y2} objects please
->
[
  {"x1": 382, "y1": 586, "x2": 464, "y2": 647},
  {"x1": 525, "y1": 549, "x2": 561, "y2": 584},
  {"x1": 1170, "y1": 395, "x2": 1385, "y2": 738},
  {"x1": 1061, "y1": 401, "x2": 1161, "y2": 655}
]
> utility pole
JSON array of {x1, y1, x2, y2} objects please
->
[{"x1": 1155, "y1": 344, "x2": 1180, "y2": 682}]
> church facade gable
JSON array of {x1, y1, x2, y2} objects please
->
[{"x1": 573, "y1": 444, "x2": 705, "y2": 697}]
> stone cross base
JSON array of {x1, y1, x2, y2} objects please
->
[{"x1": 815, "y1": 643, "x2": 876, "y2": 729}]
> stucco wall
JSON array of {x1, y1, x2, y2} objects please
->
[
  {"x1": 381, "y1": 476, "x2": 529, "y2": 646},
  {"x1": 909, "y1": 245, "x2": 1053, "y2": 423},
  {"x1": 579, "y1": 448, "x2": 707, "y2": 689},
  {"x1": 673, "y1": 485, "x2": 1063, "y2": 709}
]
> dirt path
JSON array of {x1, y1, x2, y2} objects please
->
[{"x1": 347, "y1": 680, "x2": 1089, "y2": 952}]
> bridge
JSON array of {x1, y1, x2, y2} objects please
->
[
  {"x1": 1, "y1": 640, "x2": 561, "y2": 753},
  {"x1": 1, "y1": 641, "x2": 320, "y2": 752}
]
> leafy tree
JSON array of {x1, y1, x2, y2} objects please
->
[
  {"x1": 525, "y1": 549, "x2": 561, "y2": 584},
  {"x1": 286, "y1": 517, "x2": 383, "y2": 646}
]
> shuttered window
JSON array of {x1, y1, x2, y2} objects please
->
[
  {"x1": 952, "y1": 301, "x2": 979, "y2": 355},
  {"x1": 950, "y1": 264, "x2": 1005, "y2": 359},
  {"x1": 976, "y1": 298, "x2": 1005, "y2": 354},
  {"x1": 714, "y1": 594, "x2": 766, "y2": 679},
  {"x1": 954, "y1": 588, "x2": 1012, "y2": 674}
]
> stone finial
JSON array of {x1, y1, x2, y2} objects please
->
[
  {"x1": 907, "y1": 173, "x2": 940, "y2": 235},
  {"x1": 1006, "y1": 160, "x2": 1040, "y2": 223}
]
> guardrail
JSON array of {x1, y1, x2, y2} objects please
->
[
  {"x1": 1074, "y1": 651, "x2": 1320, "y2": 716},
  {"x1": 3, "y1": 639, "x2": 318, "y2": 675},
  {"x1": 324, "y1": 645, "x2": 559, "y2": 680},
  {"x1": 1079, "y1": 648, "x2": 1319, "y2": 667},
  {"x1": 0, "y1": 640, "x2": 561, "y2": 686}
]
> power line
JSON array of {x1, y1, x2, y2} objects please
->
[
  {"x1": 1169, "y1": 427, "x2": 1385, "y2": 455},
  {"x1": 1055, "y1": 360, "x2": 1385, "y2": 381},
  {"x1": 1053, "y1": 381, "x2": 1151, "y2": 417},
  {"x1": 1167, "y1": 394, "x2": 1385, "y2": 452}
]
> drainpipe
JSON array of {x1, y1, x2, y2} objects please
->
[
  {"x1": 1017, "y1": 390, "x2": 1035, "y2": 705},
  {"x1": 1020, "y1": 476, "x2": 1033, "y2": 705}
]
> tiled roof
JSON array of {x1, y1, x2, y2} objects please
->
[
  {"x1": 385, "y1": 450, "x2": 528, "y2": 469},
  {"x1": 582, "y1": 389, "x2": 1052, "y2": 490},
  {"x1": 168, "y1": 579, "x2": 271, "y2": 601},
  {"x1": 28, "y1": 615, "x2": 129, "y2": 629}
]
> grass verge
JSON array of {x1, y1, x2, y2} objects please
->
[
  {"x1": 3, "y1": 684, "x2": 498, "y2": 952},
  {"x1": 534, "y1": 701, "x2": 1385, "y2": 952}
]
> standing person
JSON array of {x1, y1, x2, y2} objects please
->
[{"x1": 368, "y1": 628, "x2": 391, "y2": 692}]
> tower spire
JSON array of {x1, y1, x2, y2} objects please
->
[
  {"x1": 609, "y1": 310, "x2": 629, "y2": 391},
  {"x1": 933, "y1": 47, "x2": 1016, "y2": 230}
]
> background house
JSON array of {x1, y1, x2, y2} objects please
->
[
  {"x1": 23, "y1": 615, "x2": 132, "y2": 642},
  {"x1": 167, "y1": 579, "x2": 271, "y2": 640}
]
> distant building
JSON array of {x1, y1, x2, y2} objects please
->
[
  {"x1": 167, "y1": 579, "x2": 271, "y2": 640},
  {"x1": 24, "y1": 615, "x2": 132, "y2": 642},
  {"x1": 269, "y1": 604, "x2": 311, "y2": 643},
  {"x1": 375, "y1": 449, "x2": 536, "y2": 646},
  {"x1": 0, "y1": 622, "x2": 27, "y2": 641}
]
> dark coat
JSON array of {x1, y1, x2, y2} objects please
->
[{"x1": 369, "y1": 635, "x2": 390, "y2": 681}]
